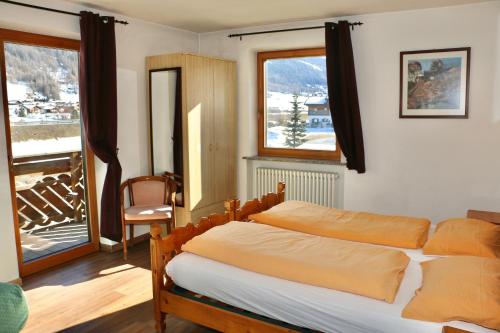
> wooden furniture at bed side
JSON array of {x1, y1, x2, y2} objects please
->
[
  {"x1": 120, "y1": 176, "x2": 177, "y2": 260},
  {"x1": 228, "y1": 182, "x2": 286, "y2": 221},
  {"x1": 150, "y1": 184, "x2": 286, "y2": 333},
  {"x1": 467, "y1": 209, "x2": 500, "y2": 224},
  {"x1": 146, "y1": 53, "x2": 236, "y2": 227}
]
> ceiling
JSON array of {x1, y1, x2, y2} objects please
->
[{"x1": 64, "y1": 0, "x2": 490, "y2": 32}]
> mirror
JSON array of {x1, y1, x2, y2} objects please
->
[{"x1": 149, "y1": 68, "x2": 184, "y2": 206}]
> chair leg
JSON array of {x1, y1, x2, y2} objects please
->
[
  {"x1": 130, "y1": 224, "x2": 135, "y2": 247},
  {"x1": 122, "y1": 222, "x2": 128, "y2": 260},
  {"x1": 166, "y1": 220, "x2": 171, "y2": 234}
]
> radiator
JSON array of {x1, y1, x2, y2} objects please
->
[{"x1": 254, "y1": 167, "x2": 338, "y2": 208}]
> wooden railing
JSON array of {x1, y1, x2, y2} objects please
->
[{"x1": 13, "y1": 151, "x2": 86, "y2": 231}]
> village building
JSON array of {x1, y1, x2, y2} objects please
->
[{"x1": 304, "y1": 96, "x2": 332, "y2": 128}]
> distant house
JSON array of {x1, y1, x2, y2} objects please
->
[
  {"x1": 40, "y1": 105, "x2": 55, "y2": 114},
  {"x1": 30, "y1": 105, "x2": 42, "y2": 114},
  {"x1": 304, "y1": 96, "x2": 332, "y2": 128}
]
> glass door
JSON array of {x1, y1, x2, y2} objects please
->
[{"x1": 0, "y1": 30, "x2": 99, "y2": 276}]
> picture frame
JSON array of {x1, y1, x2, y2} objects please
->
[{"x1": 399, "y1": 47, "x2": 470, "y2": 119}]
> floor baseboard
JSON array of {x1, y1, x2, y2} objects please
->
[
  {"x1": 9, "y1": 278, "x2": 23, "y2": 286},
  {"x1": 100, "y1": 233, "x2": 150, "y2": 253}
]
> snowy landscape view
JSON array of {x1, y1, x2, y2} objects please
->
[
  {"x1": 5, "y1": 42, "x2": 82, "y2": 158},
  {"x1": 265, "y1": 55, "x2": 335, "y2": 151}
]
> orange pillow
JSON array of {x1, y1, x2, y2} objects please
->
[
  {"x1": 423, "y1": 218, "x2": 499, "y2": 258},
  {"x1": 402, "y1": 256, "x2": 500, "y2": 330},
  {"x1": 249, "y1": 201, "x2": 430, "y2": 249}
]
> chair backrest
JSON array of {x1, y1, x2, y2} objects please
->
[{"x1": 127, "y1": 176, "x2": 171, "y2": 206}]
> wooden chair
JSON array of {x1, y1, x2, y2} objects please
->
[{"x1": 120, "y1": 176, "x2": 176, "y2": 259}]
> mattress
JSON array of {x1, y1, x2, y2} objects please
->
[{"x1": 166, "y1": 248, "x2": 496, "y2": 333}]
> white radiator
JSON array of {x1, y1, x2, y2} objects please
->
[{"x1": 254, "y1": 167, "x2": 338, "y2": 208}]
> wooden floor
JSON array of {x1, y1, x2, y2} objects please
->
[{"x1": 21, "y1": 241, "x2": 216, "y2": 333}]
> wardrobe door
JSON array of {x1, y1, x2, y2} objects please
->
[
  {"x1": 213, "y1": 59, "x2": 236, "y2": 202},
  {"x1": 185, "y1": 55, "x2": 215, "y2": 210}
]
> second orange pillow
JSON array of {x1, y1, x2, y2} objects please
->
[{"x1": 423, "y1": 218, "x2": 499, "y2": 258}]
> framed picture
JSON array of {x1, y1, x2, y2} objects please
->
[{"x1": 400, "y1": 47, "x2": 470, "y2": 118}]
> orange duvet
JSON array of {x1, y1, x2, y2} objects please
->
[
  {"x1": 249, "y1": 201, "x2": 431, "y2": 249},
  {"x1": 182, "y1": 221, "x2": 410, "y2": 303}
]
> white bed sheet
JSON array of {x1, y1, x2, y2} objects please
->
[{"x1": 166, "y1": 249, "x2": 495, "y2": 333}]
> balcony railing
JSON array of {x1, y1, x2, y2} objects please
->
[{"x1": 13, "y1": 151, "x2": 86, "y2": 231}]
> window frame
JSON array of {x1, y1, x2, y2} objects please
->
[{"x1": 257, "y1": 48, "x2": 340, "y2": 161}]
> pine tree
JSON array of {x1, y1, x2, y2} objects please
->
[
  {"x1": 18, "y1": 107, "x2": 27, "y2": 117},
  {"x1": 284, "y1": 94, "x2": 307, "y2": 148}
]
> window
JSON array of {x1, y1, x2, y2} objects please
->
[{"x1": 258, "y1": 48, "x2": 340, "y2": 160}]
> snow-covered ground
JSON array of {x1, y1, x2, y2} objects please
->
[
  {"x1": 266, "y1": 92, "x2": 309, "y2": 111},
  {"x1": 9, "y1": 114, "x2": 77, "y2": 123},
  {"x1": 7, "y1": 82, "x2": 79, "y2": 104},
  {"x1": 266, "y1": 126, "x2": 336, "y2": 151},
  {"x1": 12, "y1": 137, "x2": 82, "y2": 158},
  {"x1": 7, "y1": 82, "x2": 28, "y2": 100}
]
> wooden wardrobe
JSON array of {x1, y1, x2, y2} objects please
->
[{"x1": 147, "y1": 53, "x2": 236, "y2": 226}]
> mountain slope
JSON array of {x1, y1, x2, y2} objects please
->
[{"x1": 266, "y1": 56, "x2": 327, "y2": 94}]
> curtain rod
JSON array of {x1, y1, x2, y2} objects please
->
[
  {"x1": 227, "y1": 21, "x2": 362, "y2": 39},
  {"x1": 0, "y1": 0, "x2": 129, "y2": 25}
]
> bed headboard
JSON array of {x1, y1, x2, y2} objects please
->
[
  {"x1": 466, "y1": 210, "x2": 500, "y2": 224},
  {"x1": 228, "y1": 182, "x2": 285, "y2": 221}
]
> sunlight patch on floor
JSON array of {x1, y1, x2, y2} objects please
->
[{"x1": 22, "y1": 265, "x2": 152, "y2": 333}]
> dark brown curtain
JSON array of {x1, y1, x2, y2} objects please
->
[
  {"x1": 79, "y1": 11, "x2": 122, "y2": 241},
  {"x1": 325, "y1": 21, "x2": 366, "y2": 173}
]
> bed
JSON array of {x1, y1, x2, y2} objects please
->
[{"x1": 149, "y1": 183, "x2": 499, "y2": 333}]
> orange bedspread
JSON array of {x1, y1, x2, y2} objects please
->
[
  {"x1": 249, "y1": 201, "x2": 431, "y2": 249},
  {"x1": 182, "y1": 221, "x2": 410, "y2": 303}
]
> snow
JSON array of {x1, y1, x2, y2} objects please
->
[
  {"x1": 266, "y1": 92, "x2": 308, "y2": 111},
  {"x1": 266, "y1": 92, "x2": 331, "y2": 112},
  {"x1": 59, "y1": 91, "x2": 79, "y2": 103},
  {"x1": 298, "y1": 60, "x2": 322, "y2": 71},
  {"x1": 7, "y1": 82, "x2": 79, "y2": 103},
  {"x1": 7, "y1": 82, "x2": 28, "y2": 101},
  {"x1": 12, "y1": 137, "x2": 82, "y2": 158},
  {"x1": 266, "y1": 126, "x2": 336, "y2": 151}
]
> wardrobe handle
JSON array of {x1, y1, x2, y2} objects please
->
[
  {"x1": 215, "y1": 143, "x2": 219, "y2": 151},
  {"x1": 209, "y1": 143, "x2": 213, "y2": 152}
]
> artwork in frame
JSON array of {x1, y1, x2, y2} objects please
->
[{"x1": 400, "y1": 48, "x2": 470, "y2": 118}]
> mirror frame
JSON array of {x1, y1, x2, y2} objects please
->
[{"x1": 148, "y1": 67, "x2": 184, "y2": 207}]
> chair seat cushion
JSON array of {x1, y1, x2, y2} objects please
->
[{"x1": 124, "y1": 205, "x2": 172, "y2": 221}]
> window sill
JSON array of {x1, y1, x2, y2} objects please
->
[{"x1": 243, "y1": 155, "x2": 346, "y2": 166}]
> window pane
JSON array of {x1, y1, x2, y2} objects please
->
[
  {"x1": 5, "y1": 43, "x2": 81, "y2": 158},
  {"x1": 264, "y1": 55, "x2": 336, "y2": 151}
]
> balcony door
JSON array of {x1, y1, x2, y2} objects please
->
[{"x1": 0, "y1": 29, "x2": 99, "y2": 277}]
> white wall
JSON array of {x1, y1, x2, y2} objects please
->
[
  {"x1": 199, "y1": 2, "x2": 500, "y2": 221},
  {"x1": 0, "y1": 0, "x2": 199, "y2": 282}
]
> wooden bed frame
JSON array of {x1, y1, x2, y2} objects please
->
[{"x1": 150, "y1": 184, "x2": 499, "y2": 333}]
